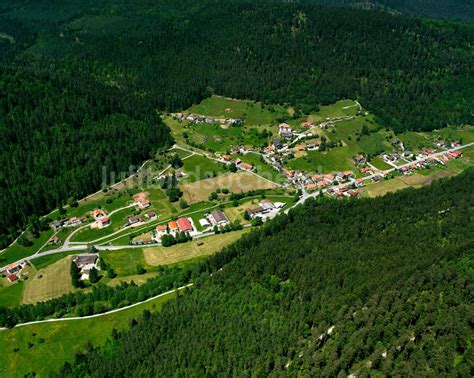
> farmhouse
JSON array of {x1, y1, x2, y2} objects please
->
[
  {"x1": 168, "y1": 221, "x2": 179, "y2": 232},
  {"x1": 199, "y1": 218, "x2": 211, "y2": 228},
  {"x1": 144, "y1": 211, "x2": 157, "y2": 220},
  {"x1": 5, "y1": 262, "x2": 24, "y2": 276},
  {"x1": 209, "y1": 210, "x2": 229, "y2": 226},
  {"x1": 279, "y1": 123, "x2": 293, "y2": 138},
  {"x1": 353, "y1": 155, "x2": 366, "y2": 165},
  {"x1": 68, "y1": 217, "x2": 82, "y2": 227},
  {"x1": 302, "y1": 121, "x2": 313, "y2": 128},
  {"x1": 98, "y1": 217, "x2": 110, "y2": 228},
  {"x1": 273, "y1": 139, "x2": 283, "y2": 149},
  {"x1": 239, "y1": 162, "x2": 254, "y2": 171},
  {"x1": 51, "y1": 219, "x2": 67, "y2": 231},
  {"x1": 48, "y1": 235, "x2": 61, "y2": 245},
  {"x1": 7, "y1": 274, "x2": 19, "y2": 283},
  {"x1": 137, "y1": 199, "x2": 151, "y2": 210},
  {"x1": 73, "y1": 254, "x2": 99, "y2": 280},
  {"x1": 264, "y1": 145, "x2": 276, "y2": 154},
  {"x1": 246, "y1": 206, "x2": 264, "y2": 218},
  {"x1": 93, "y1": 209, "x2": 106, "y2": 219},
  {"x1": 128, "y1": 216, "x2": 143, "y2": 226},
  {"x1": 177, "y1": 217, "x2": 193, "y2": 232},
  {"x1": 260, "y1": 199, "x2": 275, "y2": 212},
  {"x1": 156, "y1": 224, "x2": 168, "y2": 233}
]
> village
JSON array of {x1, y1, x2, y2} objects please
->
[{"x1": 1, "y1": 95, "x2": 473, "y2": 302}]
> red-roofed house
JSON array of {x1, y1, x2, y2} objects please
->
[
  {"x1": 168, "y1": 221, "x2": 178, "y2": 231},
  {"x1": 98, "y1": 217, "x2": 110, "y2": 227},
  {"x1": 302, "y1": 121, "x2": 313, "y2": 128},
  {"x1": 156, "y1": 225, "x2": 168, "y2": 232},
  {"x1": 7, "y1": 274, "x2": 18, "y2": 283},
  {"x1": 240, "y1": 162, "x2": 254, "y2": 171},
  {"x1": 177, "y1": 217, "x2": 193, "y2": 232}
]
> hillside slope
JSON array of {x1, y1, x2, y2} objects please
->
[
  {"x1": 298, "y1": 0, "x2": 474, "y2": 22},
  {"x1": 1, "y1": 0, "x2": 473, "y2": 246},
  {"x1": 57, "y1": 169, "x2": 474, "y2": 377}
]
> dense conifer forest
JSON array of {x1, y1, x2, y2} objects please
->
[
  {"x1": 55, "y1": 169, "x2": 474, "y2": 376},
  {"x1": 1, "y1": 0, "x2": 473, "y2": 246},
  {"x1": 296, "y1": 0, "x2": 474, "y2": 22}
]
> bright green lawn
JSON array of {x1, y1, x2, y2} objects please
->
[
  {"x1": 0, "y1": 291, "x2": 177, "y2": 378},
  {"x1": 309, "y1": 99, "x2": 359, "y2": 124},
  {"x1": 369, "y1": 156, "x2": 393, "y2": 171},
  {"x1": 0, "y1": 281, "x2": 24, "y2": 308},
  {"x1": 100, "y1": 248, "x2": 152, "y2": 276},
  {"x1": 187, "y1": 95, "x2": 289, "y2": 125},
  {"x1": 0, "y1": 230, "x2": 54, "y2": 267},
  {"x1": 182, "y1": 154, "x2": 227, "y2": 182},
  {"x1": 188, "y1": 123, "x2": 268, "y2": 152}
]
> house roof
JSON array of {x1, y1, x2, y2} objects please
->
[
  {"x1": 99, "y1": 217, "x2": 109, "y2": 223},
  {"x1": 240, "y1": 162, "x2": 253, "y2": 170},
  {"x1": 7, "y1": 274, "x2": 18, "y2": 282},
  {"x1": 210, "y1": 210, "x2": 228, "y2": 223},
  {"x1": 177, "y1": 217, "x2": 193, "y2": 232},
  {"x1": 156, "y1": 225, "x2": 167, "y2": 231},
  {"x1": 168, "y1": 221, "x2": 178, "y2": 229},
  {"x1": 73, "y1": 254, "x2": 98, "y2": 268}
]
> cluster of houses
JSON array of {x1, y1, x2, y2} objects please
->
[
  {"x1": 51, "y1": 216, "x2": 83, "y2": 232},
  {"x1": 154, "y1": 217, "x2": 195, "y2": 240},
  {"x1": 2, "y1": 262, "x2": 26, "y2": 283},
  {"x1": 398, "y1": 150, "x2": 463, "y2": 175},
  {"x1": 245, "y1": 199, "x2": 285, "y2": 219},
  {"x1": 72, "y1": 254, "x2": 99, "y2": 280},
  {"x1": 173, "y1": 113, "x2": 244, "y2": 126},
  {"x1": 305, "y1": 171, "x2": 363, "y2": 192}
]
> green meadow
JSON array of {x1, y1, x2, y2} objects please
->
[{"x1": 0, "y1": 291, "x2": 177, "y2": 378}]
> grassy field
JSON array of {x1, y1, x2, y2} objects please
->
[
  {"x1": 187, "y1": 95, "x2": 289, "y2": 126},
  {"x1": 100, "y1": 248, "x2": 152, "y2": 276},
  {"x1": 0, "y1": 229, "x2": 54, "y2": 267},
  {"x1": 181, "y1": 171, "x2": 277, "y2": 203},
  {"x1": 361, "y1": 169, "x2": 457, "y2": 197},
  {"x1": 0, "y1": 291, "x2": 176, "y2": 378},
  {"x1": 22, "y1": 256, "x2": 76, "y2": 304},
  {"x1": 31, "y1": 251, "x2": 78, "y2": 270},
  {"x1": 143, "y1": 229, "x2": 250, "y2": 266},
  {"x1": 233, "y1": 152, "x2": 286, "y2": 184},
  {"x1": 308, "y1": 100, "x2": 359, "y2": 124},
  {"x1": 187, "y1": 123, "x2": 270, "y2": 153},
  {"x1": 369, "y1": 155, "x2": 393, "y2": 171},
  {"x1": 0, "y1": 281, "x2": 24, "y2": 308},
  {"x1": 182, "y1": 154, "x2": 227, "y2": 182}
]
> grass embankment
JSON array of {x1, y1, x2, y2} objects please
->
[{"x1": 0, "y1": 291, "x2": 177, "y2": 378}]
